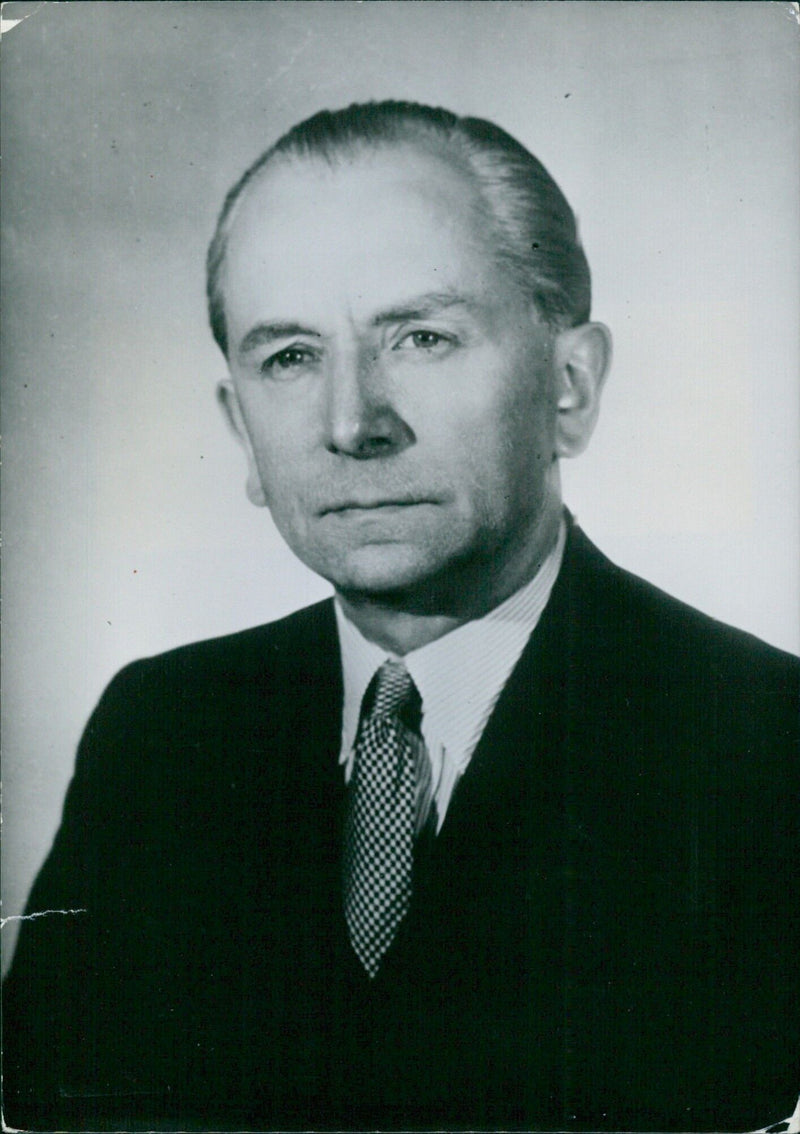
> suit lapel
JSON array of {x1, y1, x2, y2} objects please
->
[
  {"x1": 433, "y1": 518, "x2": 582, "y2": 856},
  {"x1": 397, "y1": 523, "x2": 603, "y2": 1119}
]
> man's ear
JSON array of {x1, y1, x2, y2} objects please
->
[
  {"x1": 552, "y1": 322, "x2": 612, "y2": 458},
  {"x1": 216, "y1": 380, "x2": 268, "y2": 507}
]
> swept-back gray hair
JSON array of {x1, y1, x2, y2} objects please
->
[{"x1": 207, "y1": 100, "x2": 591, "y2": 357}]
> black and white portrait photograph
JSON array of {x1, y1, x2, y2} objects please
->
[{"x1": 2, "y1": 3, "x2": 798, "y2": 1131}]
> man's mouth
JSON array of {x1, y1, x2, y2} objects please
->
[{"x1": 321, "y1": 497, "x2": 434, "y2": 515}]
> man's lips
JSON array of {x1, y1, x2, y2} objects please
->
[{"x1": 319, "y1": 497, "x2": 435, "y2": 515}]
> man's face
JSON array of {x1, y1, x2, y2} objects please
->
[{"x1": 220, "y1": 145, "x2": 564, "y2": 609}]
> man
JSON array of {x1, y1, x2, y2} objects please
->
[{"x1": 4, "y1": 101, "x2": 798, "y2": 1133}]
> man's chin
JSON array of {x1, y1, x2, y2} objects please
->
[{"x1": 313, "y1": 542, "x2": 454, "y2": 604}]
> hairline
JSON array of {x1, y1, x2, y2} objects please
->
[
  {"x1": 207, "y1": 112, "x2": 589, "y2": 357},
  {"x1": 213, "y1": 137, "x2": 534, "y2": 354}
]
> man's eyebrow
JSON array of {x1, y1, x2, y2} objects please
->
[
  {"x1": 369, "y1": 292, "x2": 475, "y2": 327},
  {"x1": 238, "y1": 322, "x2": 321, "y2": 356},
  {"x1": 237, "y1": 294, "x2": 475, "y2": 356}
]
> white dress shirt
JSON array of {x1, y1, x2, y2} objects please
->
[{"x1": 335, "y1": 519, "x2": 566, "y2": 833}]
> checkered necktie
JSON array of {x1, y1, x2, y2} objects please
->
[{"x1": 343, "y1": 660, "x2": 421, "y2": 979}]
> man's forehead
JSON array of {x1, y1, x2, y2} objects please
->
[
  {"x1": 221, "y1": 143, "x2": 507, "y2": 338},
  {"x1": 228, "y1": 142, "x2": 487, "y2": 249}
]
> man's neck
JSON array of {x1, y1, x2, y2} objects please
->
[{"x1": 335, "y1": 505, "x2": 564, "y2": 656}]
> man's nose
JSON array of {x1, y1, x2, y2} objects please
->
[{"x1": 323, "y1": 350, "x2": 414, "y2": 458}]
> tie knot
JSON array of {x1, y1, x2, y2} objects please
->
[{"x1": 369, "y1": 660, "x2": 416, "y2": 721}]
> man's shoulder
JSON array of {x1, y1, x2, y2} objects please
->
[
  {"x1": 565, "y1": 521, "x2": 799, "y2": 684},
  {"x1": 90, "y1": 597, "x2": 339, "y2": 734},
  {"x1": 115, "y1": 596, "x2": 336, "y2": 683},
  {"x1": 554, "y1": 522, "x2": 798, "y2": 780}
]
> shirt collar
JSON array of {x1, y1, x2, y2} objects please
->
[{"x1": 335, "y1": 517, "x2": 566, "y2": 773}]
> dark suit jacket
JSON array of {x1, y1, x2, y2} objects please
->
[{"x1": 4, "y1": 523, "x2": 798, "y2": 1132}]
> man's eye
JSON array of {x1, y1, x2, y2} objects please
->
[
  {"x1": 395, "y1": 330, "x2": 453, "y2": 352},
  {"x1": 261, "y1": 346, "x2": 314, "y2": 374}
]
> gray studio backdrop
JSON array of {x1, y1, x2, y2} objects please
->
[{"x1": 2, "y1": 1, "x2": 798, "y2": 971}]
